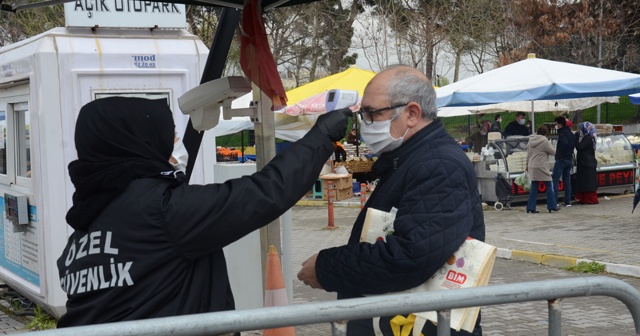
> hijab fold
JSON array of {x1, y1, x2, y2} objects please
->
[{"x1": 66, "y1": 97, "x2": 181, "y2": 231}]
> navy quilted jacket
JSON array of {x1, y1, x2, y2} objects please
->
[{"x1": 315, "y1": 119, "x2": 485, "y2": 335}]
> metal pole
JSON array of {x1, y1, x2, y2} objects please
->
[
  {"x1": 530, "y1": 101, "x2": 535, "y2": 133},
  {"x1": 360, "y1": 182, "x2": 367, "y2": 210},
  {"x1": 548, "y1": 298, "x2": 562, "y2": 336},
  {"x1": 331, "y1": 321, "x2": 348, "y2": 336},
  {"x1": 24, "y1": 277, "x2": 640, "y2": 336},
  {"x1": 437, "y1": 310, "x2": 452, "y2": 336},
  {"x1": 596, "y1": 0, "x2": 604, "y2": 124},
  {"x1": 327, "y1": 181, "x2": 335, "y2": 229}
]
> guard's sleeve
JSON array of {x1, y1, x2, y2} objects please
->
[
  {"x1": 162, "y1": 127, "x2": 333, "y2": 259},
  {"x1": 315, "y1": 157, "x2": 474, "y2": 295}
]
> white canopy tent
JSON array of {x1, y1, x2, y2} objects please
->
[
  {"x1": 210, "y1": 92, "x2": 309, "y2": 142},
  {"x1": 438, "y1": 96, "x2": 620, "y2": 117},
  {"x1": 436, "y1": 54, "x2": 640, "y2": 126}
]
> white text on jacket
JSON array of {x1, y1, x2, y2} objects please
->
[{"x1": 60, "y1": 231, "x2": 134, "y2": 295}]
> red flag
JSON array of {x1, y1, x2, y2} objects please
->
[{"x1": 240, "y1": 0, "x2": 288, "y2": 110}]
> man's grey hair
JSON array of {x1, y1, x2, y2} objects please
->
[{"x1": 384, "y1": 65, "x2": 438, "y2": 121}]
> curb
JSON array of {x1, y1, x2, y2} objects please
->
[{"x1": 497, "y1": 248, "x2": 640, "y2": 278}]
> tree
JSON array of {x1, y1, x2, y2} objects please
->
[
  {"x1": 265, "y1": 0, "x2": 360, "y2": 85},
  {"x1": 499, "y1": 0, "x2": 619, "y2": 68},
  {"x1": 0, "y1": 5, "x2": 64, "y2": 47},
  {"x1": 444, "y1": 0, "x2": 506, "y2": 80}
]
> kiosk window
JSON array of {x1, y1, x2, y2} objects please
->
[{"x1": 13, "y1": 102, "x2": 30, "y2": 178}]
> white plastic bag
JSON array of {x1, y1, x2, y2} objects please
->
[
  {"x1": 514, "y1": 172, "x2": 531, "y2": 191},
  {"x1": 334, "y1": 165, "x2": 349, "y2": 174}
]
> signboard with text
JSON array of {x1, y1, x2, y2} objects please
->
[
  {"x1": 511, "y1": 169, "x2": 635, "y2": 196},
  {"x1": 64, "y1": 0, "x2": 187, "y2": 29}
]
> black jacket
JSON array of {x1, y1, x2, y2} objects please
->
[
  {"x1": 555, "y1": 126, "x2": 575, "y2": 161},
  {"x1": 503, "y1": 120, "x2": 530, "y2": 137},
  {"x1": 57, "y1": 128, "x2": 333, "y2": 327},
  {"x1": 575, "y1": 134, "x2": 598, "y2": 192},
  {"x1": 490, "y1": 121, "x2": 501, "y2": 133},
  {"x1": 315, "y1": 119, "x2": 485, "y2": 335}
]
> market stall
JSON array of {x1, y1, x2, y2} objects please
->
[
  {"x1": 473, "y1": 129, "x2": 636, "y2": 206},
  {"x1": 594, "y1": 132, "x2": 636, "y2": 194},
  {"x1": 473, "y1": 136, "x2": 542, "y2": 204}
]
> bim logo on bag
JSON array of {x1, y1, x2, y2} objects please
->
[{"x1": 443, "y1": 270, "x2": 467, "y2": 289}]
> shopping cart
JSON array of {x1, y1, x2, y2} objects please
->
[{"x1": 494, "y1": 173, "x2": 513, "y2": 211}]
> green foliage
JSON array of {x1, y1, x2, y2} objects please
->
[
  {"x1": 564, "y1": 261, "x2": 606, "y2": 274},
  {"x1": 436, "y1": 76, "x2": 450, "y2": 87},
  {"x1": 0, "y1": 5, "x2": 64, "y2": 46},
  {"x1": 441, "y1": 97, "x2": 638, "y2": 141},
  {"x1": 25, "y1": 305, "x2": 57, "y2": 331}
]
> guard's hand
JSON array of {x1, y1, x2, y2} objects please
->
[
  {"x1": 313, "y1": 108, "x2": 352, "y2": 142},
  {"x1": 297, "y1": 254, "x2": 323, "y2": 289}
]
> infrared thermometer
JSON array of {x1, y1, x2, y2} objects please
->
[{"x1": 325, "y1": 89, "x2": 359, "y2": 111}]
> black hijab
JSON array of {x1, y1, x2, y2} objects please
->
[{"x1": 66, "y1": 97, "x2": 179, "y2": 231}]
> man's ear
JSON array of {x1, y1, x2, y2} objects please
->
[{"x1": 405, "y1": 102, "x2": 422, "y2": 127}]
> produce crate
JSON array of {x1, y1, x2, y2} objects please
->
[
  {"x1": 323, "y1": 187, "x2": 353, "y2": 201},
  {"x1": 320, "y1": 174, "x2": 352, "y2": 190}
]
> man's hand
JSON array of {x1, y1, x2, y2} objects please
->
[
  {"x1": 297, "y1": 254, "x2": 323, "y2": 289},
  {"x1": 313, "y1": 108, "x2": 352, "y2": 142}
]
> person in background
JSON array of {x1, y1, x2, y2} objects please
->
[
  {"x1": 56, "y1": 96, "x2": 351, "y2": 328},
  {"x1": 491, "y1": 114, "x2": 502, "y2": 133},
  {"x1": 503, "y1": 112, "x2": 531, "y2": 137},
  {"x1": 526, "y1": 125, "x2": 558, "y2": 213},
  {"x1": 552, "y1": 116, "x2": 576, "y2": 207},
  {"x1": 465, "y1": 121, "x2": 491, "y2": 153},
  {"x1": 563, "y1": 113, "x2": 574, "y2": 129},
  {"x1": 574, "y1": 121, "x2": 599, "y2": 204},
  {"x1": 297, "y1": 65, "x2": 485, "y2": 336}
]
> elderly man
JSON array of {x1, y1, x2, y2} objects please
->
[{"x1": 297, "y1": 65, "x2": 486, "y2": 336}]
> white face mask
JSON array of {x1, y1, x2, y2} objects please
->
[
  {"x1": 360, "y1": 112, "x2": 409, "y2": 154},
  {"x1": 171, "y1": 140, "x2": 189, "y2": 172},
  {"x1": 518, "y1": 118, "x2": 526, "y2": 125}
]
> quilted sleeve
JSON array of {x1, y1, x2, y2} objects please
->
[{"x1": 315, "y1": 157, "x2": 474, "y2": 295}]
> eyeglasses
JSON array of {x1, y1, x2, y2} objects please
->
[{"x1": 357, "y1": 103, "x2": 408, "y2": 125}]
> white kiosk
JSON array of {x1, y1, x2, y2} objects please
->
[{"x1": 0, "y1": 1, "x2": 218, "y2": 317}]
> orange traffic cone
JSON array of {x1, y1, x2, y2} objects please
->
[{"x1": 263, "y1": 245, "x2": 296, "y2": 336}]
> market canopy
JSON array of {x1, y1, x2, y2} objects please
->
[
  {"x1": 211, "y1": 92, "x2": 309, "y2": 142},
  {"x1": 436, "y1": 54, "x2": 640, "y2": 108},
  {"x1": 285, "y1": 66, "x2": 376, "y2": 104},
  {"x1": 438, "y1": 96, "x2": 620, "y2": 117}
]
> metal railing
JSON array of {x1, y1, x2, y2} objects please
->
[{"x1": 26, "y1": 276, "x2": 640, "y2": 336}]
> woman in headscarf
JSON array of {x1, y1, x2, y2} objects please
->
[
  {"x1": 574, "y1": 121, "x2": 599, "y2": 204},
  {"x1": 56, "y1": 96, "x2": 350, "y2": 328}
]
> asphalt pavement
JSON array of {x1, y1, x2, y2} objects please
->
[
  {"x1": 1, "y1": 193, "x2": 639, "y2": 335},
  {"x1": 289, "y1": 193, "x2": 640, "y2": 335}
]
